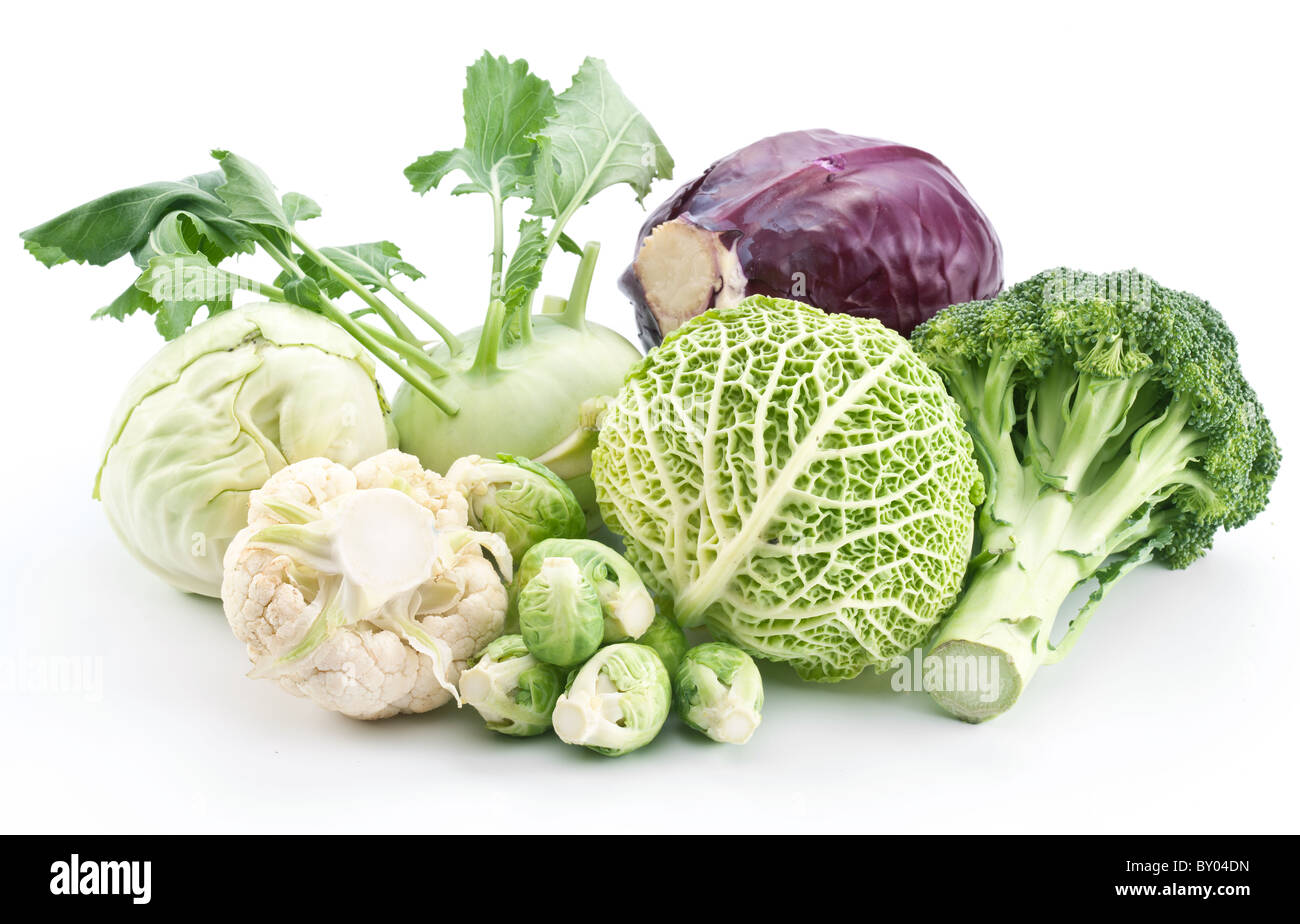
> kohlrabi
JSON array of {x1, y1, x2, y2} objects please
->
[
  {"x1": 20, "y1": 52, "x2": 672, "y2": 580},
  {"x1": 394, "y1": 53, "x2": 673, "y2": 524}
]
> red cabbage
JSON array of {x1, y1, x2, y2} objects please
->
[{"x1": 620, "y1": 129, "x2": 1003, "y2": 348}]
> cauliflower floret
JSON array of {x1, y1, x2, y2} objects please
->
[
  {"x1": 222, "y1": 451, "x2": 510, "y2": 720},
  {"x1": 352, "y1": 448, "x2": 470, "y2": 531}
]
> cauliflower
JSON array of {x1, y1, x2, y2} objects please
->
[{"x1": 222, "y1": 450, "x2": 512, "y2": 719}]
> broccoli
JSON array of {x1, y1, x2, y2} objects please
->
[{"x1": 911, "y1": 269, "x2": 1280, "y2": 722}]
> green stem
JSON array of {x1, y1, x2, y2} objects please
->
[
  {"x1": 470, "y1": 299, "x2": 508, "y2": 378},
  {"x1": 489, "y1": 173, "x2": 505, "y2": 303},
  {"x1": 561, "y1": 242, "x2": 599, "y2": 331},
  {"x1": 380, "y1": 280, "x2": 464, "y2": 355},
  {"x1": 263, "y1": 241, "x2": 459, "y2": 416},
  {"x1": 291, "y1": 232, "x2": 421, "y2": 346},
  {"x1": 356, "y1": 322, "x2": 452, "y2": 380}
]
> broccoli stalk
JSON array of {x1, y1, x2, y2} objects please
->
[{"x1": 912, "y1": 269, "x2": 1279, "y2": 722}]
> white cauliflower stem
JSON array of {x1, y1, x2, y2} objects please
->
[{"x1": 222, "y1": 450, "x2": 512, "y2": 719}]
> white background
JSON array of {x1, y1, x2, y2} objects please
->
[{"x1": 1, "y1": 0, "x2": 1296, "y2": 834}]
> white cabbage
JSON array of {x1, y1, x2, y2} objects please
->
[{"x1": 96, "y1": 302, "x2": 394, "y2": 596}]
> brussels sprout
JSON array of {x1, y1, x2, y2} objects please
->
[
  {"x1": 513, "y1": 539, "x2": 654, "y2": 642},
  {"x1": 552, "y1": 643, "x2": 671, "y2": 757},
  {"x1": 518, "y1": 558, "x2": 605, "y2": 667},
  {"x1": 459, "y1": 635, "x2": 567, "y2": 736},
  {"x1": 637, "y1": 614, "x2": 688, "y2": 679},
  {"x1": 446, "y1": 454, "x2": 585, "y2": 562},
  {"x1": 97, "y1": 302, "x2": 394, "y2": 597},
  {"x1": 674, "y1": 643, "x2": 764, "y2": 745}
]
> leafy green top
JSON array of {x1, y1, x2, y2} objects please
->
[
  {"x1": 405, "y1": 53, "x2": 672, "y2": 335},
  {"x1": 911, "y1": 269, "x2": 1281, "y2": 568},
  {"x1": 19, "y1": 51, "x2": 672, "y2": 416},
  {"x1": 593, "y1": 297, "x2": 983, "y2": 681}
]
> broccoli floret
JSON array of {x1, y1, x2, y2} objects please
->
[{"x1": 911, "y1": 269, "x2": 1280, "y2": 721}]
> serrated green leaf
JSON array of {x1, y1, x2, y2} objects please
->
[
  {"x1": 133, "y1": 252, "x2": 241, "y2": 338},
  {"x1": 322, "y1": 242, "x2": 424, "y2": 288},
  {"x1": 556, "y1": 232, "x2": 582, "y2": 256},
  {"x1": 281, "y1": 275, "x2": 324, "y2": 311},
  {"x1": 132, "y1": 209, "x2": 254, "y2": 269},
  {"x1": 153, "y1": 299, "x2": 204, "y2": 339},
  {"x1": 23, "y1": 239, "x2": 69, "y2": 267},
  {"x1": 285, "y1": 241, "x2": 424, "y2": 299},
  {"x1": 136, "y1": 252, "x2": 252, "y2": 302},
  {"x1": 283, "y1": 192, "x2": 322, "y2": 224},
  {"x1": 528, "y1": 58, "x2": 672, "y2": 221},
  {"x1": 404, "y1": 52, "x2": 554, "y2": 199},
  {"x1": 93, "y1": 280, "x2": 160, "y2": 322},
  {"x1": 20, "y1": 173, "x2": 231, "y2": 267},
  {"x1": 501, "y1": 218, "x2": 546, "y2": 316},
  {"x1": 404, "y1": 150, "x2": 458, "y2": 196},
  {"x1": 211, "y1": 150, "x2": 290, "y2": 231}
]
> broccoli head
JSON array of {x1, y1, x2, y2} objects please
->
[{"x1": 911, "y1": 268, "x2": 1279, "y2": 721}]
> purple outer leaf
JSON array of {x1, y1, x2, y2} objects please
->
[{"x1": 620, "y1": 129, "x2": 1003, "y2": 349}]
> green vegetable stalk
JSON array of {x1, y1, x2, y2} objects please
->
[{"x1": 911, "y1": 269, "x2": 1280, "y2": 722}]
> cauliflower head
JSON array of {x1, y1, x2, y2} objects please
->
[{"x1": 222, "y1": 450, "x2": 512, "y2": 719}]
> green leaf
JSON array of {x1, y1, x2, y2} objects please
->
[
  {"x1": 132, "y1": 209, "x2": 254, "y2": 269},
  {"x1": 501, "y1": 218, "x2": 547, "y2": 315},
  {"x1": 23, "y1": 239, "x2": 70, "y2": 267},
  {"x1": 93, "y1": 280, "x2": 160, "y2": 322},
  {"x1": 136, "y1": 252, "x2": 252, "y2": 302},
  {"x1": 528, "y1": 58, "x2": 673, "y2": 221},
  {"x1": 403, "y1": 150, "x2": 457, "y2": 196},
  {"x1": 211, "y1": 150, "x2": 290, "y2": 231},
  {"x1": 91, "y1": 253, "x2": 237, "y2": 341},
  {"x1": 134, "y1": 252, "x2": 241, "y2": 338},
  {"x1": 404, "y1": 52, "x2": 555, "y2": 199},
  {"x1": 281, "y1": 275, "x2": 324, "y2": 311},
  {"x1": 323, "y1": 242, "x2": 424, "y2": 287},
  {"x1": 20, "y1": 172, "x2": 231, "y2": 267},
  {"x1": 283, "y1": 192, "x2": 322, "y2": 224},
  {"x1": 556, "y1": 232, "x2": 582, "y2": 256},
  {"x1": 282, "y1": 241, "x2": 424, "y2": 299}
]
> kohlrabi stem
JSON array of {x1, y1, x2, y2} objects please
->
[
  {"x1": 469, "y1": 299, "x2": 507, "y2": 378},
  {"x1": 561, "y1": 242, "x2": 599, "y2": 331},
  {"x1": 489, "y1": 173, "x2": 505, "y2": 303},
  {"x1": 379, "y1": 280, "x2": 464, "y2": 355},
  {"x1": 518, "y1": 300, "x2": 534, "y2": 345},
  {"x1": 261, "y1": 240, "x2": 460, "y2": 415},
  {"x1": 356, "y1": 322, "x2": 452, "y2": 380},
  {"x1": 290, "y1": 232, "x2": 421, "y2": 347}
]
